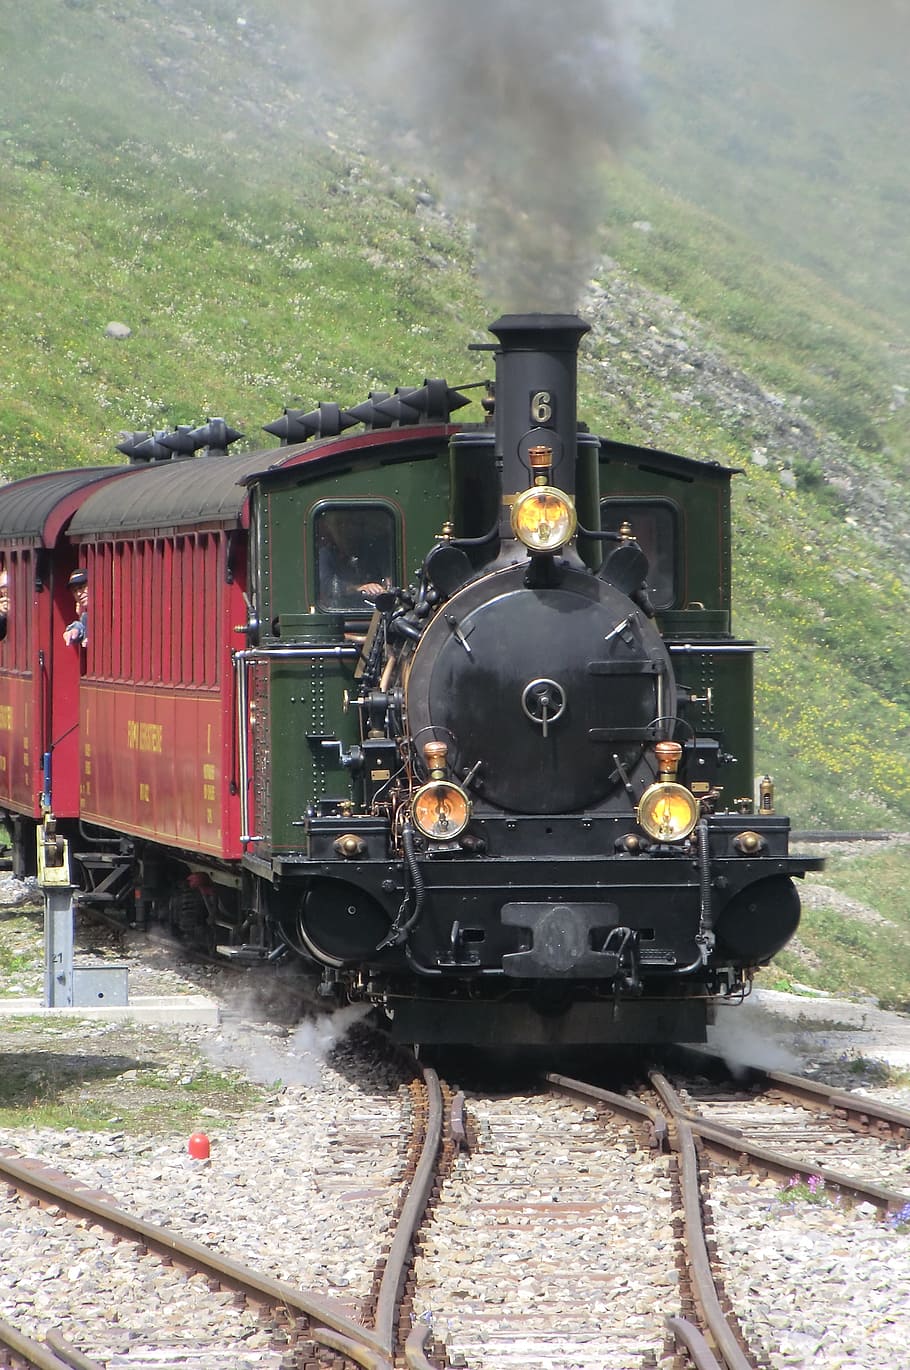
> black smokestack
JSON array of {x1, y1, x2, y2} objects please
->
[{"x1": 488, "y1": 313, "x2": 590, "y2": 520}]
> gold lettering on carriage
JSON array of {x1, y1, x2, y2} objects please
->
[{"x1": 127, "y1": 720, "x2": 164, "y2": 753}]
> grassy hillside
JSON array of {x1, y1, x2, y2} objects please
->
[
  {"x1": 0, "y1": 145, "x2": 486, "y2": 476},
  {"x1": 0, "y1": 0, "x2": 491, "y2": 476},
  {"x1": 776, "y1": 841, "x2": 910, "y2": 1014},
  {"x1": 634, "y1": 0, "x2": 910, "y2": 338},
  {"x1": 2, "y1": 2, "x2": 910, "y2": 1002}
]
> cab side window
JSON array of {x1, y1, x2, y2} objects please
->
[
  {"x1": 314, "y1": 505, "x2": 397, "y2": 613},
  {"x1": 601, "y1": 499, "x2": 678, "y2": 610}
]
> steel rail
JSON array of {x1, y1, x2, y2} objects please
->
[
  {"x1": 405, "y1": 1322, "x2": 439, "y2": 1370},
  {"x1": 546, "y1": 1070, "x2": 670, "y2": 1148},
  {"x1": 43, "y1": 1332, "x2": 104, "y2": 1370},
  {"x1": 309, "y1": 1327, "x2": 394, "y2": 1370},
  {"x1": 0, "y1": 1315, "x2": 97, "y2": 1370},
  {"x1": 549, "y1": 1064, "x2": 910, "y2": 1364},
  {"x1": 649, "y1": 1072, "x2": 753, "y2": 1370},
  {"x1": 667, "y1": 1049, "x2": 910, "y2": 1141},
  {"x1": 0, "y1": 1148, "x2": 387, "y2": 1362},
  {"x1": 665, "y1": 1316, "x2": 725, "y2": 1370},
  {"x1": 548, "y1": 1070, "x2": 751, "y2": 1369},
  {"x1": 660, "y1": 1055, "x2": 909, "y2": 1207},
  {"x1": 673, "y1": 1109, "x2": 908, "y2": 1212},
  {"x1": 649, "y1": 1052, "x2": 909, "y2": 1209},
  {"x1": 547, "y1": 1067, "x2": 910, "y2": 1205},
  {"x1": 372, "y1": 1066, "x2": 444, "y2": 1359},
  {"x1": 762, "y1": 1066, "x2": 910, "y2": 1136}
]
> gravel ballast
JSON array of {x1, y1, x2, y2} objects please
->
[{"x1": 2, "y1": 877, "x2": 910, "y2": 1367}]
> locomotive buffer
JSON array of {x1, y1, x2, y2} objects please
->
[{"x1": 37, "y1": 816, "x2": 129, "y2": 1008}]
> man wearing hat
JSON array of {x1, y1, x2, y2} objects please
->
[
  {"x1": 63, "y1": 569, "x2": 89, "y2": 647},
  {"x1": 0, "y1": 562, "x2": 8, "y2": 642}
]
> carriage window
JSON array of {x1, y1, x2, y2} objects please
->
[
  {"x1": 314, "y1": 505, "x2": 397, "y2": 613},
  {"x1": 600, "y1": 500, "x2": 678, "y2": 610}
]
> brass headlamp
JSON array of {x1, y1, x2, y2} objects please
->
[
  {"x1": 411, "y1": 742, "x2": 471, "y2": 841},
  {"x1": 637, "y1": 741, "x2": 700, "y2": 843},
  {"x1": 508, "y1": 446, "x2": 577, "y2": 553}
]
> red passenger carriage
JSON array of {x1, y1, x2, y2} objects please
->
[{"x1": 0, "y1": 468, "x2": 131, "y2": 865}]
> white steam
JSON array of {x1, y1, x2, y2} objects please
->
[
  {"x1": 708, "y1": 1002, "x2": 806, "y2": 1078},
  {"x1": 205, "y1": 1002, "x2": 372, "y2": 1087}
]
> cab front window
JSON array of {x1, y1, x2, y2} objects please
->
[
  {"x1": 601, "y1": 499, "x2": 678, "y2": 610},
  {"x1": 314, "y1": 505, "x2": 397, "y2": 613}
]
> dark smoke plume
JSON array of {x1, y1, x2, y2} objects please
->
[{"x1": 300, "y1": 1, "x2": 667, "y2": 310}]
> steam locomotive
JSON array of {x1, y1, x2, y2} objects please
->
[{"x1": 0, "y1": 314, "x2": 820, "y2": 1045}]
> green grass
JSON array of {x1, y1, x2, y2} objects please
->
[
  {"x1": 0, "y1": 913, "x2": 43, "y2": 996},
  {"x1": 0, "y1": 148, "x2": 486, "y2": 477},
  {"x1": 0, "y1": 949, "x2": 34, "y2": 977},
  {"x1": 596, "y1": 166, "x2": 909, "y2": 470},
  {"x1": 634, "y1": 0, "x2": 910, "y2": 338},
  {"x1": 0, "y1": 1022, "x2": 266, "y2": 1132},
  {"x1": 774, "y1": 844, "x2": 910, "y2": 1009}
]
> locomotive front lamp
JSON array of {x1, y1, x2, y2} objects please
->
[
  {"x1": 636, "y1": 741, "x2": 699, "y2": 843},
  {"x1": 412, "y1": 780, "x2": 471, "y2": 841},
  {"x1": 511, "y1": 485, "x2": 577, "y2": 552},
  {"x1": 637, "y1": 784, "x2": 700, "y2": 843}
]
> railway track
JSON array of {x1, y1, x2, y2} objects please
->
[
  {"x1": 3, "y1": 1041, "x2": 908, "y2": 1370},
  {"x1": 410, "y1": 1082, "x2": 679, "y2": 1368},
  {"x1": 664, "y1": 1057, "x2": 910, "y2": 1205},
  {"x1": 374, "y1": 1059, "x2": 909, "y2": 1368},
  {"x1": 789, "y1": 831, "x2": 902, "y2": 843},
  {"x1": 0, "y1": 1062, "x2": 450, "y2": 1370},
  {"x1": 0, "y1": 1138, "x2": 393, "y2": 1369},
  {"x1": 548, "y1": 1060, "x2": 910, "y2": 1369}
]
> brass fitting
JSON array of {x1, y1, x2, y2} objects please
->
[
  {"x1": 654, "y1": 740, "x2": 683, "y2": 782},
  {"x1": 528, "y1": 444, "x2": 553, "y2": 485},
  {"x1": 334, "y1": 833, "x2": 367, "y2": 860},
  {"x1": 423, "y1": 741, "x2": 448, "y2": 780},
  {"x1": 733, "y1": 831, "x2": 766, "y2": 856}
]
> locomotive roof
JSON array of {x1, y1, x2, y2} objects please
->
[
  {"x1": 5, "y1": 426, "x2": 738, "y2": 545},
  {"x1": 237, "y1": 424, "x2": 458, "y2": 488},
  {"x1": 67, "y1": 427, "x2": 455, "y2": 536},
  {"x1": 599, "y1": 436, "x2": 743, "y2": 480},
  {"x1": 0, "y1": 466, "x2": 132, "y2": 545}
]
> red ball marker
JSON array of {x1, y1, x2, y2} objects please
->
[{"x1": 188, "y1": 1131, "x2": 211, "y2": 1159}]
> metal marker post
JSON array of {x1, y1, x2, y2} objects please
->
[
  {"x1": 38, "y1": 819, "x2": 75, "y2": 1007},
  {"x1": 37, "y1": 819, "x2": 129, "y2": 1008}
]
